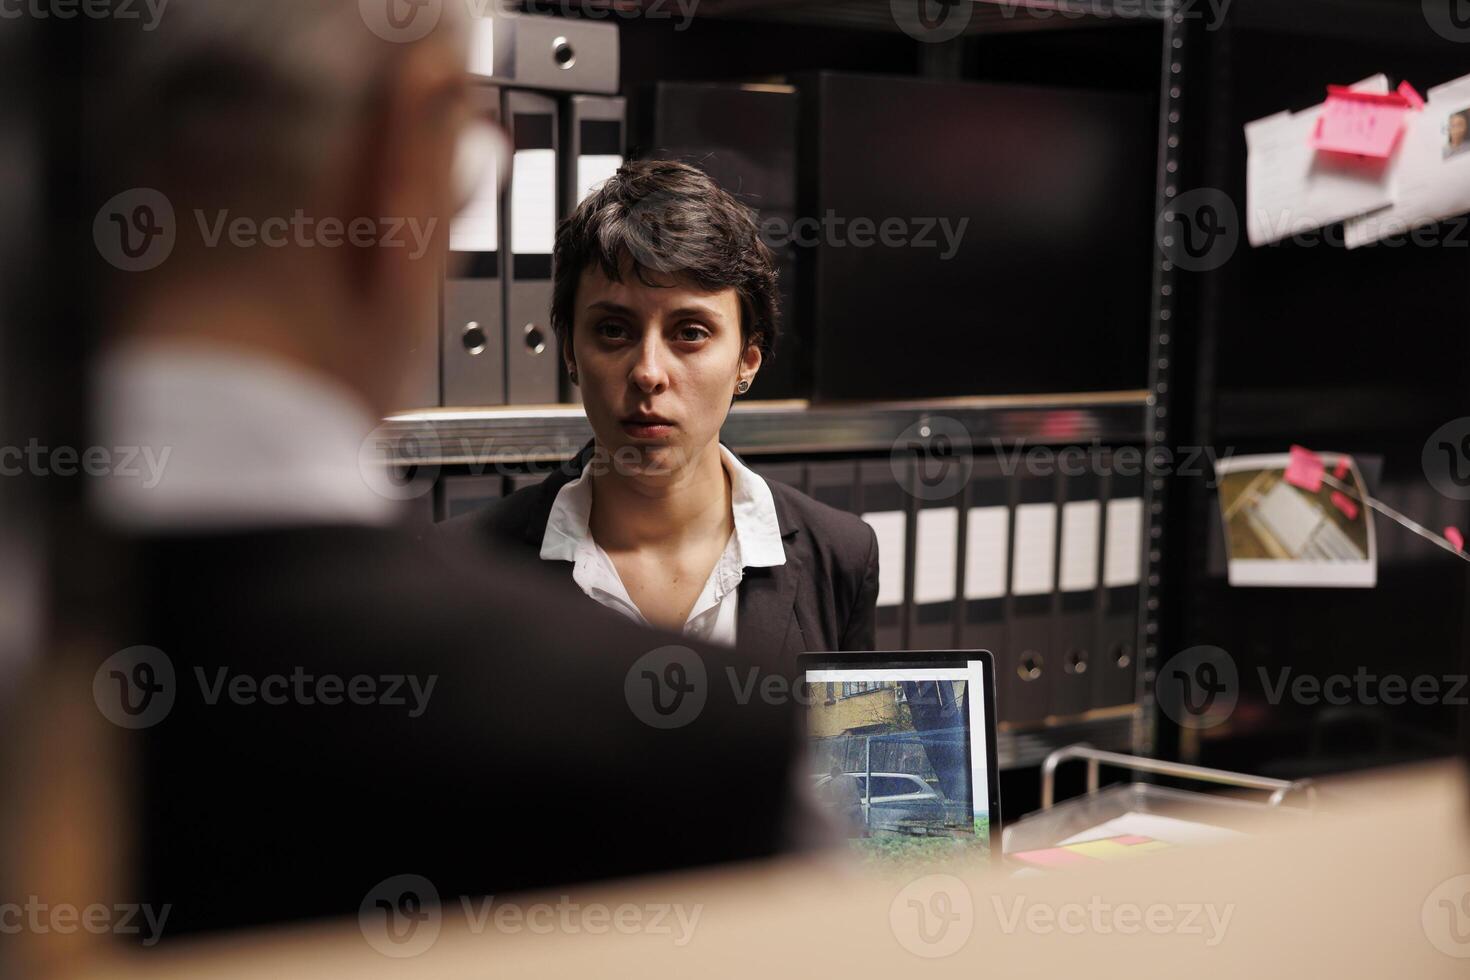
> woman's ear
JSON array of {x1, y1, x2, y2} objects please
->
[
  {"x1": 562, "y1": 335, "x2": 578, "y2": 385},
  {"x1": 738, "y1": 339, "x2": 763, "y2": 391}
]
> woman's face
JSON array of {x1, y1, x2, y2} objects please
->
[
  {"x1": 1451, "y1": 114, "x2": 1468, "y2": 146},
  {"x1": 566, "y1": 256, "x2": 760, "y2": 478}
]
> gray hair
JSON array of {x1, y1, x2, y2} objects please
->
[{"x1": 96, "y1": 0, "x2": 468, "y2": 216}]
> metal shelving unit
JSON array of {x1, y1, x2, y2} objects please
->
[
  {"x1": 1136, "y1": 0, "x2": 1187, "y2": 758},
  {"x1": 385, "y1": 391, "x2": 1148, "y2": 465},
  {"x1": 396, "y1": 0, "x2": 1186, "y2": 771},
  {"x1": 999, "y1": 708, "x2": 1138, "y2": 769},
  {"x1": 387, "y1": 393, "x2": 1153, "y2": 769},
  {"x1": 662, "y1": 0, "x2": 1162, "y2": 35}
]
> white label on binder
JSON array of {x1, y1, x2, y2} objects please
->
[
  {"x1": 913, "y1": 507, "x2": 958, "y2": 605},
  {"x1": 963, "y1": 506, "x2": 1009, "y2": 600},
  {"x1": 450, "y1": 152, "x2": 498, "y2": 253},
  {"x1": 1059, "y1": 500, "x2": 1101, "y2": 592},
  {"x1": 467, "y1": 16, "x2": 496, "y2": 77},
  {"x1": 578, "y1": 154, "x2": 623, "y2": 205},
  {"x1": 510, "y1": 148, "x2": 556, "y2": 256},
  {"x1": 1011, "y1": 503, "x2": 1056, "y2": 597},
  {"x1": 861, "y1": 510, "x2": 906, "y2": 608},
  {"x1": 1104, "y1": 497, "x2": 1144, "y2": 587}
]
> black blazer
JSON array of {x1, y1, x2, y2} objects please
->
[{"x1": 443, "y1": 441, "x2": 881, "y2": 657}]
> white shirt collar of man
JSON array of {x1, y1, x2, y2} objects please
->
[
  {"x1": 91, "y1": 339, "x2": 401, "y2": 531},
  {"x1": 540, "y1": 443, "x2": 786, "y2": 645}
]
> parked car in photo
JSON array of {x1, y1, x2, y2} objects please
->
[{"x1": 812, "y1": 771, "x2": 967, "y2": 835}]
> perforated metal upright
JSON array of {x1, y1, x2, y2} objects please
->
[{"x1": 1135, "y1": 0, "x2": 1189, "y2": 756}]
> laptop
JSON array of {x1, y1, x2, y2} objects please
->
[{"x1": 797, "y1": 649, "x2": 1000, "y2": 861}]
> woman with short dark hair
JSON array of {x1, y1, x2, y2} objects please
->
[{"x1": 447, "y1": 160, "x2": 879, "y2": 655}]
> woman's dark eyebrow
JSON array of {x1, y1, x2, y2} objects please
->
[
  {"x1": 585, "y1": 300, "x2": 727, "y2": 323},
  {"x1": 666, "y1": 305, "x2": 727, "y2": 323},
  {"x1": 585, "y1": 300, "x2": 637, "y2": 317}
]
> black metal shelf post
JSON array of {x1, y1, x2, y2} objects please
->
[{"x1": 1137, "y1": 0, "x2": 1188, "y2": 756}]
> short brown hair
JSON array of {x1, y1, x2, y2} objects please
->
[{"x1": 551, "y1": 159, "x2": 780, "y2": 360}]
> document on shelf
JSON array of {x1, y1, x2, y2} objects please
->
[
  {"x1": 1244, "y1": 75, "x2": 1394, "y2": 247},
  {"x1": 1344, "y1": 71, "x2": 1470, "y2": 248}
]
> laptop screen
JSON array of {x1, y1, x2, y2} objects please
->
[{"x1": 800, "y1": 652, "x2": 999, "y2": 862}]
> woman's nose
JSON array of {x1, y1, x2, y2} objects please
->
[{"x1": 629, "y1": 336, "x2": 670, "y2": 394}]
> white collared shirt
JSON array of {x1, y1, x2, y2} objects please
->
[
  {"x1": 91, "y1": 340, "x2": 401, "y2": 531},
  {"x1": 539, "y1": 444, "x2": 786, "y2": 647}
]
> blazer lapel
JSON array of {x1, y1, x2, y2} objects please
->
[
  {"x1": 738, "y1": 494, "x2": 805, "y2": 659},
  {"x1": 520, "y1": 440, "x2": 595, "y2": 548}
]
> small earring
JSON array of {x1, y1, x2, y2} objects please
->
[
  {"x1": 569, "y1": 369, "x2": 579, "y2": 385},
  {"x1": 736, "y1": 379, "x2": 751, "y2": 394}
]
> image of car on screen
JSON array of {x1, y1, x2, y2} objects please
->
[{"x1": 813, "y1": 771, "x2": 969, "y2": 836}]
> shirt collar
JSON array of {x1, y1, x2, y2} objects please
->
[
  {"x1": 91, "y1": 339, "x2": 400, "y2": 531},
  {"x1": 540, "y1": 443, "x2": 786, "y2": 569},
  {"x1": 722, "y1": 444, "x2": 787, "y2": 568}
]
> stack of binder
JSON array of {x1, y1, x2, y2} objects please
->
[
  {"x1": 1098, "y1": 452, "x2": 1144, "y2": 709},
  {"x1": 1054, "y1": 465, "x2": 1103, "y2": 718},
  {"x1": 1005, "y1": 466, "x2": 1057, "y2": 726},
  {"x1": 908, "y1": 455, "x2": 965, "y2": 651},
  {"x1": 430, "y1": 8, "x2": 626, "y2": 411},
  {"x1": 744, "y1": 449, "x2": 1146, "y2": 726},
  {"x1": 961, "y1": 457, "x2": 1010, "y2": 689},
  {"x1": 442, "y1": 85, "x2": 507, "y2": 408}
]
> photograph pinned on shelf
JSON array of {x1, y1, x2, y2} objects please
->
[
  {"x1": 1213, "y1": 450, "x2": 1377, "y2": 588},
  {"x1": 1445, "y1": 107, "x2": 1470, "y2": 159}
]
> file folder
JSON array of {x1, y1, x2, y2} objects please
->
[
  {"x1": 1097, "y1": 452, "x2": 1144, "y2": 708},
  {"x1": 443, "y1": 84, "x2": 505, "y2": 407},
  {"x1": 436, "y1": 473, "x2": 506, "y2": 523},
  {"x1": 1005, "y1": 467, "x2": 1057, "y2": 726},
  {"x1": 465, "y1": 7, "x2": 507, "y2": 81},
  {"x1": 858, "y1": 459, "x2": 911, "y2": 651},
  {"x1": 503, "y1": 89, "x2": 560, "y2": 405},
  {"x1": 563, "y1": 94, "x2": 625, "y2": 210},
  {"x1": 961, "y1": 456, "x2": 1010, "y2": 676},
  {"x1": 560, "y1": 94, "x2": 624, "y2": 404},
  {"x1": 908, "y1": 456, "x2": 964, "y2": 651},
  {"x1": 1053, "y1": 461, "x2": 1103, "y2": 720},
  {"x1": 471, "y1": 9, "x2": 619, "y2": 95}
]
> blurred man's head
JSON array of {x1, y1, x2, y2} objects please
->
[{"x1": 93, "y1": 0, "x2": 475, "y2": 412}]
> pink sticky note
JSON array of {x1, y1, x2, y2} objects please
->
[
  {"x1": 1112, "y1": 834, "x2": 1157, "y2": 847},
  {"x1": 1012, "y1": 847, "x2": 1094, "y2": 869},
  {"x1": 1330, "y1": 491, "x2": 1360, "y2": 520},
  {"x1": 1285, "y1": 445, "x2": 1325, "y2": 492},
  {"x1": 1397, "y1": 81, "x2": 1425, "y2": 110},
  {"x1": 1446, "y1": 527, "x2": 1464, "y2": 552},
  {"x1": 1312, "y1": 86, "x2": 1412, "y2": 158}
]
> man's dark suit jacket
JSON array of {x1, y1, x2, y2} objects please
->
[
  {"x1": 115, "y1": 522, "x2": 806, "y2": 939},
  {"x1": 441, "y1": 442, "x2": 882, "y2": 658}
]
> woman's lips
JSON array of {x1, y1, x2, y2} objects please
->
[{"x1": 620, "y1": 419, "x2": 676, "y2": 439}]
